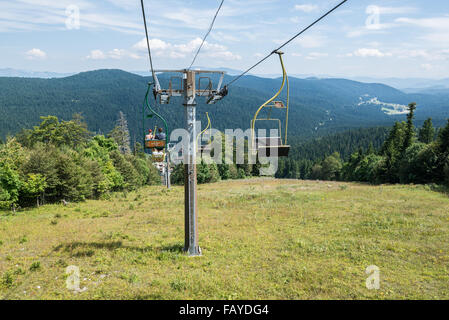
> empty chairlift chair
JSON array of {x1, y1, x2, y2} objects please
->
[{"x1": 250, "y1": 51, "x2": 290, "y2": 158}]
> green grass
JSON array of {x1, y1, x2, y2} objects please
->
[{"x1": 1, "y1": 178, "x2": 448, "y2": 299}]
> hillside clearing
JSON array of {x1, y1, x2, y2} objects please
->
[{"x1": 1, "y1": 178, "x2": 448, "y2": 299}]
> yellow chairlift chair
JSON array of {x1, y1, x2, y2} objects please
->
[{"x1": 250, "y1": 51, "x2": 290, "y2": 158}]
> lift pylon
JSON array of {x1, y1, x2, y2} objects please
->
[{"x1": 152, "y1": 69, "x2": 228, "y2": 256}]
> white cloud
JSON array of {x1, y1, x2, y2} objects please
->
[
  {"x1": 87, "y1": 48, "x2": 140, "y2": 60},
  {"x1": 373, "y1": 6, "x2": 417, "y2": 15},
  {"x1": 395, "y1": 49, "x2": 449, "y2": 61},
  {"x1": 26, "y1": 48, "x2": 47, "y2": 59},
  {"x1": 108, "y1": 48, "x2": 137, "y2": 59},
  {"x1": 396, "y1": 17, "x2": 449, "y2": 29},
  {"x1": 306, "y1": 52, "x2": 328, "y2": 60},
  {"x1": 351, "y1": 48, "x2": 391, "y2": 58},
  {"x1": 87, "y1": 49, "x2": 106, "y2": 60},
  {"x1": 0, "y1": 0, "x2": 141, "y2": 34},
  {"x1": 294, "y1": 4, "x2": 318, "y2": 13},
  {"x1": 346, "y1": 5, "x2": 415, "y2": 38},
  {"x1": 396, "y1": 16, "x2": 449, "y2": 45},
  {"x1": 133, "y1": 37, "x2": 241, "y2": 60},
  {"x1": 347, "y1": 23, "x2": 395, "y2": 38}
]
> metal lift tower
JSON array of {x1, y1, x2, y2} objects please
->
[{"x1": 152, "y1": 69, "x2": 228, "y2": 256}]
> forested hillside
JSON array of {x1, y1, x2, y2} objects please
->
[
  {"x1": 288, "y1": 127, "x2": 390, "y2": 162},
  {"x1": 1, "y1": 69, "x2": 448, "y2": 142}
]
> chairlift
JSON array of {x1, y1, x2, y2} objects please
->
[
  {"x1": 250, "y1": 51, "x2": 290, "y2": 157},
  {"x1": 143, "y1": 83, "x2": 169, "y2": 164}
]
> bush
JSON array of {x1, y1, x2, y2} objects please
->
[
  {"x1": 21, "y1": 144, "x2": 59, "y2": 202},
  {"x1": 354, "y1": 154, "x2": 384, "y2": 183},
  {"x1": 53, "y1": 150, "x2": 94, "y2": 201},
  {"x1": 170, "y1": 164, "x2": 184, "y2": 185},
  {"x1": 320, "y1": 152, "x2": 342, "y2": 180},
  {"x1": 444, "y1": 157, "x2": 449, "y2": 185},
  {"x1": 229, "y1": 164, "x2": 239, "y2": 179},
  {"x1": 0, "y1": 164, "x2": 22, "y2": 210},
  {"x1": 398, "y1": 143, "x2": 427, "y2": 183},
  {"x1": 110, "y1": 150, "x2": 141, "y2": 190},
  {"x1": 128, "y1": 156, "x2": 160, "y2": 186}
]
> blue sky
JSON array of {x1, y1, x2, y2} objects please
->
[{"x1": 0, "y1": 0, "x2": 448, "y2": 78}]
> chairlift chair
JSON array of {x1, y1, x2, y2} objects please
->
[{"x1": 250, "y1": 51, "x2": 290, "y2": 157}]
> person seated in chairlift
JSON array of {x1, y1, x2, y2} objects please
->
[
  {"x1": 154, "y1": 127, "x2": 166, "y2": 152},
  {"x1": 155, "y1": 127, "x2": 166, "y2": 141},
  {"x1": 145, "y1": 129, "x2": 153, "y2": 141}
]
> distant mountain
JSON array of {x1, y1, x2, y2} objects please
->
[
  {"x1": 401, "y1": 86, "x2": 449, "y2": 95},
  {"x1": 350, "y1": 76, "x2": 449, "y2": 90},
  {"x1": 0, "y1": 68, "x2": 74, "y2": 78},
  {"x1": 0, "y1": 69, "x2": 448, "y2": 141},
  {"x1": 4, "y1": 67, "x2": 449, "y2": 90}
]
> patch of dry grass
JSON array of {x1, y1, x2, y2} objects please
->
[{"x1": 1, "y1": 179, "x2": 448, "y2": 299}]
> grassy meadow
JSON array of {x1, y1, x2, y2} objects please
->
[{"x1": 0, "y1": 178, "x2": 448, "y2": 299}]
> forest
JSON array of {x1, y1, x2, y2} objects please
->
[
  {"x1": 1, "y1": 101, "x2": 448, "y2": 211},
  {"x1": 276, "y1": 104, "x2": 449, "y2": 186},
  {"x1": 0, "y1": 112, "x2": 164, "y2": 210},
  {"x1": 2, "y1": 69, "x2": 449, "y2": 142},
  {"x1": 0, "y1": 111, "x2": 261, "y2": 210}
]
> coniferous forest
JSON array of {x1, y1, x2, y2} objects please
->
[
  {"x1": 2, "y1": 102, "x2": 448, "y2": 211},
  {"x1": 276, "y1": 104, "x2": 449, "y2": 187}
]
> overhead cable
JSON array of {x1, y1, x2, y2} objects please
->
[
  {"x1": 226, "y1": 0, "x2": 348, "y2": 86},
  {"x1": 188, "y1": 0, "x2": 225, "y2": 70}
]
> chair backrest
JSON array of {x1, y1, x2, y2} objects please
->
[{"x1": 256, "y1": 137, "x2": 282, "y2": 148}]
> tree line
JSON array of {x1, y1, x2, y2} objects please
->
[
  {"x1": 276, "y1": 103, "x2": 449, "y2": 185},
  {"x1": 0, "y1": 113, "x2": 160, "y2": 211},
  {"x1": 170, "y1": 138, "x2": 263, "y2": 185},
  {"x1": 2, "y1": 105, "x2": 447, "y2": 211}
]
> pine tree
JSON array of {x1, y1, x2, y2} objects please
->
[
  {"x1": 437, "y1": 119, "x2": 449, "y2": 154},
  {"x1": 418, "y1": 118, "x2": 435, "y2": 144},
  {"x1": 367, "y1": 143, "x2": 375, "y2": 155},
  {"x1": 110, "y1": 111, "x2": 131, "y2": 155},
  {"x1": 380, "y1": 121, "x2": 406, "y2": 183},
  {"x1": 402, "y1": 102, "x2": 417, "y2": 153}
]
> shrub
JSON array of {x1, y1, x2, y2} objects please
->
[
  {"x1": 0, "y1": 164, "x2": 22, "y2": 210},
  {"x1": 29, "y1": 261, "x2": 41, "y2": 271},
  {"x1": 444, "y1": 157, "x2": 449, "y2": 185},
  {"x1": 110, "y1": 150, "x2": 140, "y2": 190}
]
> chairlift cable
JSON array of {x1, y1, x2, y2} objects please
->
[
  {"x1": 226, "y1": 0, "x2": 348, "y2": 87},
  {"x1": 188, "y1": 0, "x2": 225, "y2": 70},
  {"x1": 140, "y1": 0, "x2": 156, "y2": 81}
]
